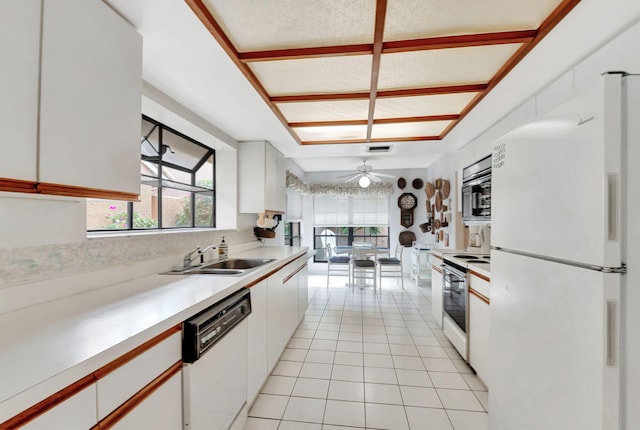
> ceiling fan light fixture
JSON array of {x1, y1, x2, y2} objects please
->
[{"x1": 358, "y1": 175, "x2": 371, "y2": 188}]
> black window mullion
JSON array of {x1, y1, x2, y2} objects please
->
[
  {"x1": 157, "y1": 126, "x2": 163, "y2": 229},
  {"x1": 127, "y1": 201, "x2": 133, "y2": 230}
]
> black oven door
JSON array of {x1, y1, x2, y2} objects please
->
[
  {"x1": 442, "y1": 265, "x2": 467, "y2": 332},
  {"x1": 461, "y1": 176, "x2": 491, "y2": 222}
]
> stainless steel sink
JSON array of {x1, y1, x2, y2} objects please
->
[
  {"x1": 162, "y1": 258, "x2": 276, "y2": 276},
  {"x1": 201, "y1": 258, "x2": 276, "y2": 270}
]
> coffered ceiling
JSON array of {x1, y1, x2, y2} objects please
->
[{"x1": 185, "y1": 0, "x2": 579, "y2": 146}]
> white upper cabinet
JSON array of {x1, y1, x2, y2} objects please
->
[
  {"x1": 0, "y1": 0, "x2": 40, "y2": 182},
  {"x1": 238, "y1": 141, "x2": 286, "y2": 213},
  {"x1": 38, "y1": 0, "x2": 142, "y2": 195}
]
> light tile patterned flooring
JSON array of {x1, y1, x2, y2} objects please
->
[{"x1": 245, "y1": 274, "x2": 488, "y2": 430}]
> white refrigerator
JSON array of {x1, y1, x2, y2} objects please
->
[{"x1": 490, "y1": 72, "x2": 639, "y2": 430}]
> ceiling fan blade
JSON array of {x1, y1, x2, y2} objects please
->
[
  {"x1": 336, "y1": 172, "x2": 360, "y2": 179},
  {"x1": 371, "y1": 172, "x2": 396, "y2": 179},
  {"x1": 343, "y1": 173, "x2": 363, "y2": 182},
  {"x1": 368, "y1": 174, "x2": 382, "y2": 182}
]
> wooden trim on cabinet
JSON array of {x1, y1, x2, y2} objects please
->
[
  {"x1": 469, "y1": 287, "x2": 490, "y2": 305},
  {"x1": 3, "y1": 325, "x2": 181, "y2": 428},
  {"x1": 244, "y1": 253, "x2": 307, "y2": 289},
  {"x1": 35, "y1": 182, "x2": 139, "y2": 201},
  {"x1": 0, "y1": 178, "x2": 140, "y2": 201},
  {"x1": 283, "y1": 263, "x2": 307, "y2": 284},
  {"x1": 469, "y1": 269, "x2": 490, "y2": 283},
  {"x1": 0, "y1": 374, "x2": 97, "y2": 429},
  {"x1": 93, "y1": 361, "x2": 183, "y2": 430},
  {"x1": 0, "y1": 178, "x2": 38, "y2": 194},
  {"x1": 431, "y1": 264, "x2": 443, "y2": 274},
  {"x1": 93, "y1": 325, "x2": 181, "y2": 380}
]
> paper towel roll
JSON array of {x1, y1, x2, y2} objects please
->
[{"x1": 257, "y1": 215, "x2": 276, "y2": 229}]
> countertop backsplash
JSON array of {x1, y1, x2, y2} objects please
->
[{"x1": 0, "y1": 228, "x2": 258, "y2": 313}]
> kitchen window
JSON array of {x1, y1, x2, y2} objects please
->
[
  {"x1": 313, "y1": 195, "x2": 389, "y2": 262},
  {"x1": 87, "y1": 116, "x2": 215, "y2": 231}
]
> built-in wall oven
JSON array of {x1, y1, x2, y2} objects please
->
[
  {"x1": 183, "y1": 288, "x2": 251, "y2": 430},
  {"x1": 442, "y1": 259, "x2": 469, "y2": 360},
  {"x1": 461, "y1": 155, "x2": 492, "y2": 222}
]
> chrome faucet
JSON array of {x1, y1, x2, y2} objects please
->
[
  {"x1": 198, "y1": 245, "x2": 217, "y2": 262},
  {"x1": 183, "y1": 246, "x2": 201, "y2": 267}
]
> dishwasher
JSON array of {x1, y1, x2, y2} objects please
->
[{"x1": 182, "y1": 288, "x2": 251, "y2": 430}]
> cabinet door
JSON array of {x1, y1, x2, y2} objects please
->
[
  {"x1": 0, "y1": 0, "x2": 40, "y2": 181},
  {"x1": 282, "y1": 267, "x2": 300, "y2": 340},
  {"x1": 110, "y1": 372, "x2": 182, "y2": 430},
  {"x1": 39, "y1": 0, "x2": 142, "y2": 194},
  {"x1": 431, "y1": 264, "x2": 444, "y2": 329},
  {"x1": 267, "y1": 268, "x2": 286, "y2": 372},
  {"x1": 248, "y1": 280, "x2": 268, "y2": 406},
  {"x1": 22, "y1": 385, "x2": 97, "y2": 430},
  {"x1": 264, "y1": 143, "x2": 286, "y2": 212},
  {"x1": 469, "y1": 293, "x2": 490, "y2": 388},
  {"x1": 97, "y1": 332, "x2": 181, "y2": 420},
  {"x1": 298, "y1": 264, "x2": 309, "y2": 323}
]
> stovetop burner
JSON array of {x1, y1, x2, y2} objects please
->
[{"x1": 453, "y1": 255, "x2": 480, "y2": 259}]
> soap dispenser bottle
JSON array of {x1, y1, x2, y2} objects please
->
[{"x1": 218, "y1": 236, "x2": 229, "y2": 258}]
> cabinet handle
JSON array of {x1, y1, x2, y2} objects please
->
[{"x1": 606, "y1": 300, "x2": 617, "y2": 366}]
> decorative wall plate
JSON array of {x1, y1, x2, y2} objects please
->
[
  {"x1": 397, "y1": 177, "x2": 406, "y2": 189},
  {"x1": 412, "y1": 178, "x2": 424, "y2": 189}
]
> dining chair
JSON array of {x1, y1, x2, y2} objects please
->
[
  {"x1": 326, "y1": 243, "x2": 351, "y2": 287},
  {"x1": 377, "y1": 243, "x2": 404, "y2": 289},
  {"x1": 351, "y1": 245, "x2": 377, "y2": 290}
]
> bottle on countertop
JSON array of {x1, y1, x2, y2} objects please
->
[{"x1": 218, "y1": 236, "x2": 229, "y2": 258}]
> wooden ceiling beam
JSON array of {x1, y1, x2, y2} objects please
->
[
  {"x1": 272, "y1": 84, "x2": 487, "y2": 103},
  {"x1": 366, "y1": 0, "x2": 388, "y2": 142},
  {"x1": 382, "y1": 29, "x2": 537, "y2": 54},
  {"x1": 290, "y1": 114, "x2": 459, "y2": 128},
  {"x1": 238, "y1": 44, "x2": 373, "y2": 62},
  {"x1": 439, "y1": 0, "x2": 581, "y2": 139},
  {"x1": 300, "y1": 135, "x2": 442, "y2": 145}
]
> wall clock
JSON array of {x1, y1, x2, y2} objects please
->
[{"x1": 398, "y1": 192, "x2": 417, "y2": 228}]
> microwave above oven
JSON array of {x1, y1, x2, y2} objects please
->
[{"x1": 462, "y1": 155, "x2": 491, "y2": 222}]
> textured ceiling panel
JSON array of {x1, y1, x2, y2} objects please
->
[
  {"x1": 277, "y1": 100, "x2": 371, "y2": 123},
  {"x1": 374, "y1": 92, "x2": 479, "y2": 119},
  {"x1": 202, "y1": 0, "x2": 376, "y2": 51},
  {"x1": 250, "y1": 55, "x2": 373, "y2": 95},
  {"x1": 371, "y1": 121, "x2": 452, "y2": 139},
  {"x1": 378, "y1": 44, "x2": 522, "y2": 90},
  {"x1": 294, "y1": 125, "x2": 368, "y2": 142},
  {"x1": 186, "y1": 0, "x2": 577, "y2": 146},
  {"x1": 384, "y1": 0, "x2": 562, "y2": 41}
]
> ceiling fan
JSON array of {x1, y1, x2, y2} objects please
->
[{"x1": 336, "y1": 161, "x2": 396, "y2": 188}]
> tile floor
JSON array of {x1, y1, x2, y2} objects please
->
[{"x1": 245, "y1": 274, "x2": 488, "y2": 430}]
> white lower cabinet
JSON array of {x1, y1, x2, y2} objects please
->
[
  {"x1": 298, "y1": 263, "x2": 309, "y2": 322},
  {"x1": 431, "y1": 257, "x2": 444, "y2": 329},
  {"x1": 468, "y1": 273, "x2": 491, "y2": 388},
  {"x1": 110, "y1": 372, "x2": 182, "y2": 430},
  {"x1": 247, "y1": 280, "x2": 268, "y2": 407},
  {"x1": 97, "y1": 332, "x2": 181, "y2": 420},
  {"x1": 22, "y1": 385, "x2": 97, "y2": 430}
]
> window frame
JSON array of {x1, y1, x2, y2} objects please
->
[{"x1": 86, "y1": 115, "x2": 216, "y2": 232}]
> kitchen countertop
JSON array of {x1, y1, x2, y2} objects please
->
[
  {"x1": 467, "y1": 261, "x2": 491, "y2": 279},
  {"x1": 0, "y1": 246, "x2": 309, "y2": 418}
]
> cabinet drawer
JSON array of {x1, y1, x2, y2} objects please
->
[
  {"x1": 109, "y1": 372, "x2": 182, "y2": 430},
  {"x1": 97, "y1": 332, "x2": 181, "y2": 420},
  {"x1": 22, "y1": 385, "x2": 97, "y2": 430},
  {"x1": 469, "y1": 273, "x2": 490, "y2": 299}
]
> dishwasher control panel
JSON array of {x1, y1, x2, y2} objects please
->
[{"x1": 182, "y1": 288, "x2": 252, "y2": 363}]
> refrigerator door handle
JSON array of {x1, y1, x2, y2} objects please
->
[
  {"x1": 606, "y1": 300, "x2": 618, "y2": 366},
  {"x1": 607, "y1": 174, "x2": 619, "y2": 241}
]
